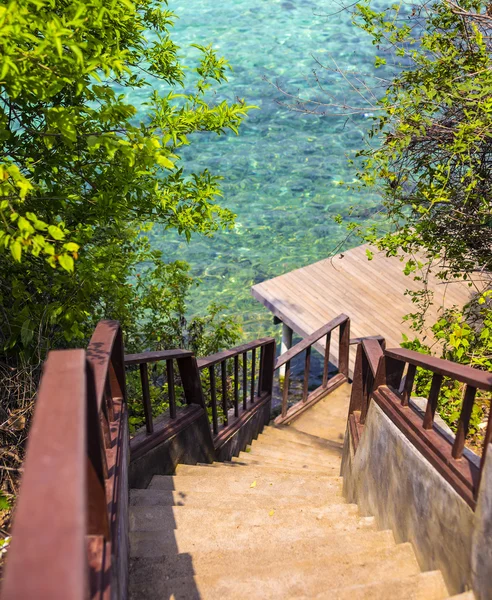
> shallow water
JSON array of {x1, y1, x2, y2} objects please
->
[{"x1": 141, "y1": 0, "x2": 382, "y2": 341}]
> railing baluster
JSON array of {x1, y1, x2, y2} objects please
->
[
  {"x1": 302, "y1": 346, "x2": 311, "y2": 402},
  {"x1": 234, "y1": 355, "x2": 239, "y2": 417},
  {"x1": 322, "y1": 332, "x2": 331, "y2": 388},
  {"x1": 452, "y1": 385, "x2": 477, "y2": 459},
  {"x1": 401, "y1": 363, "x2": 416, "y2": 407},
  {"x1": 251, "y1": 347, "x2": 256, "y2": 403},
  {"x1": 242, "y1": 351, "x2": 247, "y2": 410},
  {"x1": 209, "y1": 366, "x2": 218, "y2": 435},
  {"x1": 221, "y1": 360, "x2": 228, "y2": 426},
  {"x1": 282, "y1": 359, "x2": 291, "y2": 417},
  {"x1": 423, "y1": 372, "x2": 444, "y2": 429},
  {"x1": 166, "y1": 359, "x2": 176, "y2": 419},
  {"x1": 338, "y1": 318, "x2": 350, "y2": 378},
  {"x1": 259, "y1": 346, "x2": 265, "y2": 396},
  {"x1": 139, "y1": 362, "x2": 154, "y2": 434},
  {"x1": 104, "y1": 375, "x2": 115, "y2": 421}
]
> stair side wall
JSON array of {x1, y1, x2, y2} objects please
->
[{"x1": 341, "y1": 401, "x2": 476, "y2": 596}]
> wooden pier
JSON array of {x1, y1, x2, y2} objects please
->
[{"x1": 252, "y1": 243, "x2": 474, "y2": 373}]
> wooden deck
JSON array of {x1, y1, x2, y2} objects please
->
[{"x1": 251, "y1": 243, "x2": 474, "y2": 373}]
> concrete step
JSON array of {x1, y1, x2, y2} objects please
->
[
  {"x1": 148, "y1": 472, "x2": 343, "y2": 498},
  {"x1": 244, "y1": 444, "x2": 342, "y2": 466},
  {"x1": 130, "y1": 488, "x2": 336, "y2": 509},
  {"x1": 130, "y1": 503, "x2": 368, "y2": 535},
  {"x1": 262, "y1": 425, "x2": 346, "y2": 449},
  {"x1": 227, "y1": 456, "x2": 339, "y2": 475},
  {"x1": 130, "y1": 526, "x2": 395, "y2": 559},
  {"x1": 130, "y1": 522, "x2": 390, "y2": 560},
  {"x1": 255, "y1": 434, "x2": 344, "y2": 456},
  {"x1": 130, "y1": 511, "x2": 376, "y2": 553},
  {"x1": 174, "y1": 463, "x2": 340, "y2": 479},
  {"x1": 309, "y1": 571, "x2": 450, "y2": 600},
  {"x1": 129, "y1": 543, "x2": 424, "y2": 600}
]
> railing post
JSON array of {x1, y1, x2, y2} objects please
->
[
  {"x1": 177, "y1": 355, "x2": 207, "y2": 409},
  {"x1": 348, "y1": 343, "x2": 365, "y2": 416},
  {"x1": 338, "y1": 318, "x2": 350, "y2": 378},
  {"x1": 259, "y1": 340, "x2": 276, "y2": 396}
]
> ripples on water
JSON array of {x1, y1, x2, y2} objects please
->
[{"x1": 132, "y1": 0, "x2": 383, "y2": 341}]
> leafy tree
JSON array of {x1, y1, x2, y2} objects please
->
[
  {"x1": 351, "y1": 0, "x2": 492, "y2": 320},
  {"x1": 0, "y1": 0, "x2": 251, "y2": 353},
  {"x1": 0, "y1": 0, "x2": 249, "y2": 509}
]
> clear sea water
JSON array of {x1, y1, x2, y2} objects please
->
[{"x1": 144, "y1": 0, "x2": 382, "y2": 341}]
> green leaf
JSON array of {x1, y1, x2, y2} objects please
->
[{"x1": 58, "y1": 253, "x2": 74, "y2": 272}]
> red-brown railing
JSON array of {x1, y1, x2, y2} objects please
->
[
  {"x1": 350, "y1": 344, "x2": 492, "y2": 509},
  {"x1": 275, "y1": 314, "x2": 350, "y2": 424},
  {"x1": 197, "y1": 338, "x2": 276, "y2": 439},
  {"x1": 124, "y1": 349, "x2": 204, "y2": 435},
  {"x1": 1, "y1": 320, "x2": 127, "y2": 599}
]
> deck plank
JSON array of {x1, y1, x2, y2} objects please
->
[{"x1": 251, "y1": 243, "x2": 474, "y2": 374}]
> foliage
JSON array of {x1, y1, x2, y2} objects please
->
[
  {"x1": 348, "y1": 0, "x2": 492, "y2": 322},
  {"x1": 126, "y1": 302, "x2": 242, "y2": 433},
  {"x1": 0, "y1": 0, "x2": 253, "y2": 356},
  {"x1": 401, "y1": 293, "x2": 492, "y2": 442},
  {"x1": 0, "y1": 0, "x2": 253, "y2": 525}
]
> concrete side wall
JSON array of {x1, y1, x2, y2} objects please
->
[{"x1": 342, "y1": 401, "x2": 475, "y2": 595}]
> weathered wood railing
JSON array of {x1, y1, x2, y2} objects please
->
[
  {"x1": 347, "y1": 336, "x2": 386, "y2": 447},
  {"x1": 124, "y1": 349, "x2": 204, "y2": 433},
  {"x1": 197, "y1": 338, "x2": 276, "y2": 446},
  {"x1": 275, "y1": 314, "x2": 350, "y2": 425},
  {"x1": 350, "y1": 343, "x2": 492, "y2": 509},
  {"x1": 2, "y1": 320, "x2": 128, "y2": 600}
]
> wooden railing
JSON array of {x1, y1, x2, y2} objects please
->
[
  {"x1": 347, "y1": 336, "x2": 386, "y2": 447},
  {"x1": 125, "y1": 349, "x2": 204, "y2": 434},
  {"x1": 1, "y1": 320, "x2": 128, "y2": 600},
  {"x1": 275, "y1": 314, "x2": 350, "y2": 425},
  {"x1": 350, "y1": 343, "x2": 492, "y2": 509},
  {"x1": 197, "y1": 338, "x2": 276, "y2": 441}
]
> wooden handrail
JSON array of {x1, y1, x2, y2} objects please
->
[
  {"x1": 2, "y1": 351, "x2": 88, "y2": 600},
  {"x1": 197, "y1": 337, "x2": 274, "y2": 370},
  {"x1": 348, "y1": 336, "x2": 385, "y2": 438},
  {"x1": 124, "y1": 348, "x2": 193, "y2": 366},
  {"x1": 275, "y1": 314, "x2": 351, "y2": 425},
  {"x1": 384, "y1": 348, "x2": 492, "y2": 391},
  {"x1": 362, "y1": 338, "x2": 384, "y2": 377},
  {"x1": 354, "y1": 345, "x2": 492, "y2": 509},
  {"x1": 197, "y1": 338, "x2": 276, "y2": 437},
  {"x1": 3, "y1": 320, "x2": 129, "y2": 598},
  {"x1": 275, "y1": 314, "x2": 349, "y2": 369}
]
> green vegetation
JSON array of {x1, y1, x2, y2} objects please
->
[
  {"x1": 350, "y1": 0, "x2": 492, "y2": 434},
  {"x1": 0, "y1": 0, "x2": 250, "y2": 515}
]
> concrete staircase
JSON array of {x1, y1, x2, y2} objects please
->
[{"x1": 129, "y1": 384, "x2": 473, "y2": 599}]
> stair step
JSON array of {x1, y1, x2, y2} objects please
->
[
  {"x1": 130, "y1": 526, "x2": 395, "y2": 559},
  {"x1": 262, "y1": 425, "x2": 345, "y2": 449},
  {"x1": 244, "y1": 444, "x2": 342, "y2": 466},
  {"x1": 130, "y1": 532, "x2": 399, "y2": 580},
  {"x1": 175, "y1": 463, "x2": 339, "y2": 478},
  {"x1": 129, "y1": 543, "x2": 424, "y2": 600},
  {"x1": 148, "y1": 472, "x2": 342, "y2": 497},
  {"x1": 227, "y1": 457, "x2": 339, "y2": 475},
  {"x1": 130, "y1": 488, "x2": 335, "y2": 509},
  {"x1": 255, "y1": 435, "x2": 343, "y2": 455},
  {"x1": 309, "y1": 571, "x2": 450, "y2": 600},
  {"x1": 130, "y1": 503, "x2": 366, "y2": 535},
  {"x1": 130, "y1": 511, "x2": 376, "y2": 553}
]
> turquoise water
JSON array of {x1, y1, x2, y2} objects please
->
[{"x1": 147, "y1": 0, "x2": 381, "y2": 340}]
